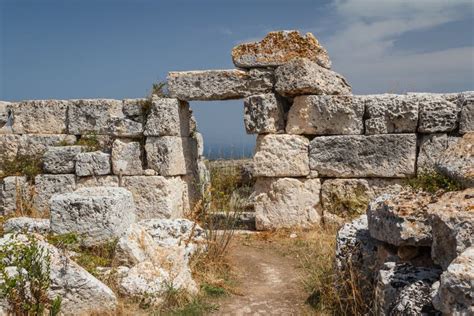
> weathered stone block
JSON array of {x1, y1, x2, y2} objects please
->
[
  {"x1": 0, "y1": 176, "x2": 30, "y2": 216},
  {"x1": 416, "y1": 94, "x2": 460, "y2": 133},
  {"x1": 34, "y1": 174, "x2": 76, "y2": 213},
  {"x1": 3, "y1": 217, "x2": 50, "y2": 234},
  {"x1": 0, "y1": 101, "x2": 12, "y2": 132},
  {"x1": 244, "y1": 94, "x2": 286, "y2": 134},
  {"x1": 364, "y1": 94, "x2": 419, "y2": 134},
  {"x1": 232, "y1": 30, "x2": 331, "y2": 69},
  {"x1": 111, "y1": 139, "x2": 143, "y2": 176},
  {"x1": 50, "y1": 187, "x2": 136, "y2": 246},
  {"x1": 0, "y1": 134, "x2": 21, "y2": 161},
  {"x1": 309, "y1": 134, "x2": 416, "y2": 177},
  {"x1": 76, "y1": 175, "x2": 119, "y2": 188},
  {"x1": 253, "y1": 134, "x2": 309, "y2": 177},
  {"x1": 68, "y1": 99, "x2": 143, "y2": 136},
  {"x1": 144, "y1": 98, "x2": 191, "y2": 136},
  {"x1": 75, "y1": 151, "x2": 111, "y2": 177},
  {"x1": 274, "y1": 58, "x2": 351, "y2": 97},
  {"x1": 167, "y1": 68, "x2": 273, "y2": 101},
  {"x1": 43, "y1": 146, "x2": 83, "y2": 174},
  {"x1": 145, "y1": 136, "x2": 197, "y2": 176},
  {"x1": 417, "y1": 133, "x2": 459, "y2": 172},
  {"x1": 17, "y1": 134, "x2": 77, "y2": 157},
  {"x1": 459, "y1": 92, "x2": 474, "y2": 134},
  {"x1": 254, "y1": 177, "x2": 321, "y2": 230},
  {"x1": 121, "y1": 176, "x2": 186, "y2": 220},
  {"x1": 286, "y1": 95, "x2": 364, "y2": 135},
  {"x1": 122, "y1": 98, "x2": 146, "y2": 123}
]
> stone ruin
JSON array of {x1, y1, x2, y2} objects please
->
[{"x1": 0, "y1": 30, "x2": 473, "y2": 314}]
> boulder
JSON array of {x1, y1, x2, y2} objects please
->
[
  {"x1": 3, "y1": 217, "x2": 50, "y2": 234},
  {"x1": 253, "y1": 134, "x2": 309, "y2": 177},
  {"x1": 121, "y1": 176, "x2": 187, "y2": 220},
  {"x1": 274, "y1": 58, "x2": 351, "y2": 97},
  {"x1": 286, "y1": 95, "x2": 364, "y2": 135},
  {"x1": 75, "y1": 151, "x2": 111, "y2": 177},
  {"x1": 243, "y1": 93, "x2": 286, "y2": 134},
  {"x1": 364, "y1": 94, "x2": 419, "y2": 134},
  {"x1": 254, "y1": 177, "x2": 321, "y2": 230},
  {"x1": 232, "y1": 30, "x2": 331, "y2": 69},
  {"x1": 432, "y1": 246, "x2": 474, "y2": 315},
  {"x1": 33, "y1": 174, "x2": 76, "y2": 214},
  {"x1": 435, "y1": 133, "x2": 474, "y2": 188},
  {"x1": 374, "y1": 262, "x2": 441, "y2": 315},
  {"x1": 416, "y1": 94, "x2": 460, "y2": 133},
  {"x1": 50, "y1": 187, "x2": 136, "y2": 246},
  {"x1": 145, "y1": 136, "x2": 197, "y2": 176},
  {"x1": 309, "y1": 134, "x2": 417, "y2": 178},
  {"x1": 417, "y1": 133, "x2": 458, "y2": 172},
  {"x1": 459, "y1": 92, "x2": 474, "y2": 134},
  {"x1": 43, "y1": 146, "x2": 83, "y2": 174},
  {"x1": 367, "y1": 191, "x2": 433, "y2": 246},
  {"x1": 111, "y1": 139, "x2": 143, "y2": 176},
  {"x1": 429, "y1": 188, "x2": 474, "y2": 269},
  {"x1": 144, "y1": 97, "x2": 191, "y2": 137},
  {"x1": 167, "y1": 68, "x2": 273, "y2": 101}
]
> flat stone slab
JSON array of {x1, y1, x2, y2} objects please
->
[
  {"x1": 232, "y1": 30, "x2": 331, "y2": 69},
  {"x1": 167, "y1": 69, "x2": 273, "y2": 101},
  {"x1": 309, "y1": 134, "x2": 417, "y2": 178}
]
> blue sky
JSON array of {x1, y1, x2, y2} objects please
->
[{"x1": 1, "y1": 0, "x2": 473, "y2": 156}]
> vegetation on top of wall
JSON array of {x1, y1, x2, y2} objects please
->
[
  {"x1": 0, "y1": 154, "x2": 42, "y2": 182},
  {"x1": 75, "y1": 132, "x2": 101, "y2": 152},
  {"x1": 407, "y1": 170, "x2": 464, "y2": 193}
]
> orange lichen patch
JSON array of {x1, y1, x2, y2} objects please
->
[
  {"x1": 427, "y1": 187, "x2": 474, "y2": 214},
  {"x1": 232, "y1": 30, "x2": 331, "y2": 69},
  {"x1": 385, "y1": 190, "x2": 434, "y2": 217}
]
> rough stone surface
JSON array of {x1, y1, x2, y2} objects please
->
[
  {"x1": 122, "y1": 98, "x2": 146, "y2": 123},
  {"x1": 243, "y1": 93, "x2": 286, "y2": 134},
  {"x1": 75, "y1": 151, "x2": 111, "y2": 177},
  {"x1": 17, "y1": 134, "x2": 77, "y2": 157},
  {"x1": 364, "y1": 94, "x2": 419, "y2": 134},
  {"x1": 367, "y1": 191, "x2": 434, "y2": 246},
  {"x1": 253, "y1": 134, "x2": 309, "y2": 177},
  {"x1": 436, "y1": 133, "x2": 474, "y2": 188},
  {"x1": 3, "y1": 217, "x2": 50, "y2": 234},
  {"x1": 68, "y1": 99, "x2": 143, "y2": 136},
  {"x1": 459, "y1": 93, "x2": 474, "y2": 134},
  {"x1": 0, "y1": 176, "x2": 30, "y2": 216},
  {"x1": 0, "y1": 134, "x2": 21, "y2": 161},
  {"x1": 144, "y1": 98, "x2": 191, "y2": 136},
  {"x1": 121, "y1": 176, "x2": 186, "y2": 220},
  {"x1": 50, "y1": 187, "x2": 136, "y2": 246},
  {"x1": 254, "y1": 177, "x2": 321, "y2": 230},
  {"x1": 0, "y1": 101, "x2": 12, "y2": 133},
  {"x1": 34, "y1": 174, "x2": 76, "y2": 213},
  {"x1": 0, "y1": 233, "x2": 118, "y2": 314},
  {"x1": 145, "y1": 136, "x2": 197, "y2": 176},
  {"x1": 417, "y1": 133, "x2": 458, "y2": 172},
  {"x1": 321, "y1": 179, "x2": 372, "y2": 217},
  {"x1": 309, "y1": 134, "x2": 417, "y2": 178},
  {"x1": 375, "y1": 262, "x2": 441, "y2": 316},
  {"x1": 111, "y1": 139, "x2": 143, "y2": 175},
  {"x1": 76, "y1": 175, "x2": 119, "y2": 188},
  {"x1": 417, "y1": 94, "x2": 461, "y2": 133},
  {"x1": 168, "y1": 68, "x2": 274, "y2": 101},
  {"x1": 432, "y1": 246, "x2": 474, "y2": 315},
  {"x1": 429, "y1": 188, "x2": 474, "y2": 269},
  {"x1": 274, "y1": 58, "x2": 351, "y2": 97},
  {"x1": 286, "y1": 95, "x2": 364, "y2": 135},
  {"x1": 43, "y1": 146, "x2": 83, "y2": 174},
  {"x1": 232, "y1": 30, "x2": 331, "y2": 69}
]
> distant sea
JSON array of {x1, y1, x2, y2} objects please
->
[{"x1": 204, "y1": 143, "x2": 255, "y2": 160}]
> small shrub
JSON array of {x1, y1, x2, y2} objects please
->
[
  {"x1": 0, "y1": 154, "x2": 42, "y2": 182},
  {"x1": 407, "y1": 170, "x2": 463, "y2": 193},
  {"x1": 151, "y1": 81, "x2": 169, "y2": 98},
  {"x1": 325, "y1": 186, "x2": 370, "y2": 219}
]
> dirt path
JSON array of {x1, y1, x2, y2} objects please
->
[{"x1": 211, "y1": 236, "x2": 312, "y2": 315}]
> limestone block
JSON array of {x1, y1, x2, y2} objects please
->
[
  {"x1": 0, "y1": 176, "x2": 30, "y2": 216},
  {"x1": 416, "y1": 94, "x2": 460, "y2": 133},
  {"x1": 321, "y1": 179, "x2": 372, "y2": 217},
  {"x1": 254, "y1": 177, "x2": 321, "y2": 230},
  {"x1": 429, "y1": 188, "x2": 474, "y2": 269},
  {"x1": 145, "y1": 136, "x2": 197, "y2": 176},
  {"x1": 232, "y1": 30, "x2": 331, "y2": 69},
  {"x1": 432, "y1": 246, "x2": 474, "y2": 315},
  {"x1": 436, "y1": 133, "x2": 474, "y2": 187},
  {"x1": 17, "y1": 134, "x2": 77, "y2": 157},
  {"x1": 75, "y1": 151, "x2": 111, "y2": 177},
  {"x1": 286, "y1": 95, "x2": 364, "y2": 135},
  {"x1": 144, "y1": 97, "x2": 191, "y2": 136},
  {"x1": 194, "y1": 132, "x2": 204, "y2": 157},
  {"x1": 459, "y1": 92, "x2": 474, "y2": 134},
  {"x1": 418, "y1": 134, "x2": 450, "y2": 172},
  {"x1": 34, "y1": 174, "x2": 76, "y2": 213},
  {"x1": 3, "y1": 217, "x2": 50, "y2": 234},
  {"x1": 309, "y1": 134, "x2": 416, "y2": 178},
  {"x1": 43, "y1": 146, "x2": 83, "y2": 174},
  {"x1": 76, "y1": 176, "x2": 120, "y2": 188},
  {"x1": 366, "y1": 178, "x2": 405, "y2": 197},
  {"x1": 122, "y1": 98, "x2": 146, "y2": 123},
  {"x1": 50, "y1": 187, "x2": 136, "y2": 246},
  {"x1": 0, "y1": 101, "x2": 12, "y2": 132},
  {"x1": 364, "y1": 94, "x2": 419, "y2": 134},
  {"x1": 243, "y1": 93, "x2": 286, "y2": 134},
  {"x1": 68, "y1": 99, "x2": 143, "y2": 136},
  {"x1": 367, "y1": 191, "x2": 433, "y2": 246},
  {"x1": 374, "y1": 262, "x2": 441, "y2": 315},
  {"x1": 274, "y1": 58, "x2": 352, "y2": 97},
  {"x1": 0, "y1": 100, "x2": 68, "y2": 134},
  {"x1": 167, "y1": 68, "x2": 273, "y2": 101},
  {"x1": 111, "y1": 139, "x2": 143, "y2": 176},
  {"x1": 253, "y1": 134, "x2": 309, "y2": 177},
  {"x1": 121, "y1": 176, "x2": 186, "y2": 220},
  {"x1": 0, "y1": 134, "x2": 21, "y2": 161}
]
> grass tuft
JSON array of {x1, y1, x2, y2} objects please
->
[
  {"x1": 0, "y1": 154, "x2": 42, "y2": 182},
  {"x1": 407, "y1": 170, "x2": 463, "y2": 193}
]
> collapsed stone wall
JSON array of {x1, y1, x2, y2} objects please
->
[{"x1": 0, "y1": 97, "x2": 205, "y2": 218}]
